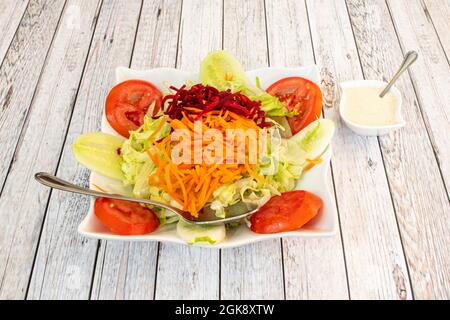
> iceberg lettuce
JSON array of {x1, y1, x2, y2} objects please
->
[
  {"x1": 210, "y1": 184, "x2": 239, "y2": 218},
  {"x1": 199, "y1": 50, "x2": 293, "y2": 117}
]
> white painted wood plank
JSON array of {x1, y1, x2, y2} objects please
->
[
  {"x1": 91, "y1": 241, "x2": 159, "y2": 300},
  {"x1": 423, "y1": 0, "x2": 450, "y2": 62},
  {"x1": 27, "y1": 0, "x2": 142, "y2": 300},
  {"x1": 0, "y1": 0, "x2": 73, "y2": 300},
  {"x1": 347, "y1": 0, "x2": 450, "y2": 299},
  {"x1": 0, "y1": 0, "x2": 29, "y2": 63},
  {"x1": 154, "y1": 0, "x2": 222, "y2": 300},
  {"x1": 0, "y1": 0, "x2": 66, "y2": 200},
  {"x1": 219, "y1": 0, "x2": 284, "y2": 300},
  {"x1": 90, "y1": 0, "x2": 182, "y2": 300},
  {"x1": 306, "y1": 0, "x2": 413, "y2": 299},
  {"x1": 265, "y1": 0, "x2": 349, "y2": 300},
  {"x1": 386, "y1": 0, "x2": 450, "y2": 194}
]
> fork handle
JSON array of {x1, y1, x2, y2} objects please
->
[{"x1": 34, "y1": 172, "x2": 179, "y2": 213}]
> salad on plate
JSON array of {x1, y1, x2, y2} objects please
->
[{"x1": 73, "y1": 51, "x2": 335, "y2": 245}]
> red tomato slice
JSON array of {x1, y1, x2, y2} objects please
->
[
  {"x1": 94, "y1": 198, "x2": 160, "y2": 235},
  {"x1": 105, "y1": 80, "x2": 163, "y2": 138},
  {"x1": 267, "y1": 77, "x2": 323, "y2": 134},
  {"x1": 250, "y1": 190, "x2": 323, "y2": 234}
]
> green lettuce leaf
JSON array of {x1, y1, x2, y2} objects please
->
[{"x1": 199, "y1": 50, "x2": 292, "y2": 117}]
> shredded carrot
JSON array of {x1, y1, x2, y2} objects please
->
[
  {"x1": 171, "y1": 163, "x2": 188, "y2": 206},
  {"x1": 145, "y1": 148, "x2": 157, "y2": 163},
  {"x1": 146, "y1": 111, "x2": 266, "y2": 217}
]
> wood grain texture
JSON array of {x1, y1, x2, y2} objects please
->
[
  {"x1": 154, "y1": 0, "x2": 222, "y2": 300},
  {"x1": 265, "y1": 0, "x2": 349, "y2": 300},
  {"x1": 386, "y1": 0, "x2": 450, "y2": 194},
  {"x1": 90, "y1": 0, "x2": 182, "y2": 300},
  {"x1": 0, "y1": 0, "x2": 29, "y2": 63},
  {"x1": 306, "y1": 0, "x2": 413, "y2": 299},
  {"x1": 346, "y1": 0, "x2": 450, "y2": 299},
  {"x1": 219, "y1": 0, "x2": 284, "y2": 300},
  {"x1": 0, "y1": 0, "x2": 447, "y2": 300},
  {"x1": 0, "y1": 0, "x2": 66, "y2": 198},
  {"x1": 175, "y1": 0, "x2": 223, "y2": 72},
  {"x1": 27, "y1": 0, "x2": 142, "y2": 300},
  {"x1": 0, "y1": 0, "x2": 101, "y2": 300},
  {"x1": 423, "y1": 0, "x2": 450, "y2": 62}
]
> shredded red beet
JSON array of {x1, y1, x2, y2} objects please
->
[{"x1": 163, "y1": 84, "x2": 271, "y2": 127}]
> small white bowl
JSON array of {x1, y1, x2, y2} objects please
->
[{"x1": 339, "y1": 80, "x2": 406, "y2": 136}]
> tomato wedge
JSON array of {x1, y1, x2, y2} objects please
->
[
  {"x1": 105, "y1": 80, "x2": 163, "y2": 138},
  {"x1": 250, "y1": 191, "x2": 323, "y2": 234},
  {"x1": 267, "y1": 77, "x2": 323, "y2": 134},
  {"x1": 94, "y1": 198, "x2": 160, "y2": 235}
]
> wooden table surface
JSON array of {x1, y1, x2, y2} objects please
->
[{"x1": 0, "y1": 0, "x2": 449, "y2": 300}]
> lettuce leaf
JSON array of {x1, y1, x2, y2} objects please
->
[
  {"x1": 177, "y1": 220, "x2": 226, "y2": 245},
  {"x1": 199, "y1": 50, "x2": 292, "y2": 117},
  {"x1": 120, "y1": 115, "x2": 170, "y2": 185}
]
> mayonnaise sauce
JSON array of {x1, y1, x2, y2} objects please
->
[{"x1": 342, "y1": 87, "x2": 398, "y2": 126}]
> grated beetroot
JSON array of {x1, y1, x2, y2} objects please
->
[{"x1": 162, "y1": 84, "x2": 271, "y2": 127}]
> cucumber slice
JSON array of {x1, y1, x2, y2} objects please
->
[
  {"x1": 176, "y1": 221, "x2": 226, "y2": 245},
  {"x1": 73, "y1": 132, "x2": 125, "y2": 180},
  {"x1": 289, "y1": 119, "x2": 335, "y2": 160},
  {"x1": 200, "y1": 50, "x2": 249, "y2": 91}
]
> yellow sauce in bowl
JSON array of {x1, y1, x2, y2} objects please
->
[{"x1": 342, "y1": 87, "x2": 398, "y2": 126}]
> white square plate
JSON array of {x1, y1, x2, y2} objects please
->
[{"x1": 78, "y1": 66, "x2": 338, "y2": 248}]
